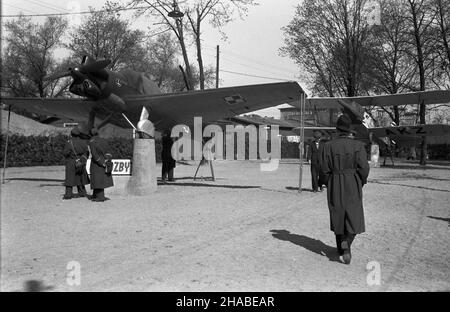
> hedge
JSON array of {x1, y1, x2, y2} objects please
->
[
  {"x1": 0, "y1": 135, "x2": 141, "y2": 167},
  {"x1": 0, "y1": 134, "x2": 302, "y2": 168}
]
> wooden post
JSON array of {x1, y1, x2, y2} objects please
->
[
  {"x1": 298, "y1": 92, "x2": 306, "y2": 193},
  {"x1": 216, "y1": 45, "x2": 220, "y2": 89},
  {"x1": 2, "y1": 106, "x2": 12, "y2": 184}
]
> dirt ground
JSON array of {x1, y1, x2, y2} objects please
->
[{"x1": 1, "y1": 159, "x2": 449, "y2": 292}]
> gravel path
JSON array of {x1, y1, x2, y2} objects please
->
[{"x1": 1, "y1": 160, "x2": 449, "y2": 292}]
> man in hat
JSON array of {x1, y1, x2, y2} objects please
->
[
  {"x1": 307, "y1": 130, "x2": 325, "y2": 192},
  {"x1": 88, "y1": 128, "x2": 114, "y2": 202},
  {"x1": 62, "y1": 127, "x2": 90, "y2": 199},
  {"x1": 321, "y1": 114, "x2": 370, "y2": 264},
  {"x1": 161, "y1": 130, "x2": 176, "y2": 182}
]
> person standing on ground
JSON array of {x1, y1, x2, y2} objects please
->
[
  {"x1": 161, "y1": 130, "x2": 176, "y2": 182},
  {"x1": 321, "y1": 114, "x2": 370, "y2": 264},
  {"x1": 62, "y1": 127, "x2": 90, "y2": 199},
  {"x1": 307, "y1": 131, "x2": 325, "y2": 192},
  {"x1": 88, "y1": 128, "x2": 114, "y2": 202}
]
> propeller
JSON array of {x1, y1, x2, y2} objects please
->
[{"x1": 44, "y1": 57, "x2": 111, "y2": 81}]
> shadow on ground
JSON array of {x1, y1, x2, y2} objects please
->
[
  {"x1": 5, "y1": 178, "x2": 64, "y2": 183},
  {"x1": 428, "y1": 216, "x2": 450, "y2": 226},
  {"x1": 158, "y1": 182, "x2": 261, "y2": 189},
  {"x1": 270, "y1": 230, "x2": 341, "y2": 263},
  {"x1": 369, "y1": 180, "x2": 450, "y2": 193},
  {"x1": 285, "y1": 187, "x2": 318, "y2": 193},
  {"x1": 23, "y1": 280, "x2": 54, "y2": 292},
  {"x1": 380, "y1": 164, "x2": 450, "y2": 171}
]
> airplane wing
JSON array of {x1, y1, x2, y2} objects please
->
[
  {"x1": 368, "y1": 124, "x2": 450, "y2": 137},
  {"x1": 1, "y1": 97, "x2": 96, "y2": 122},
  {"x1": 292, "y1": 124, "x2": 450, "y2": 144},
  {"x1": 2, "y1": 82, "x2": 303, "y2": 131},
  {"x1": 124, "y1": 82, "x2": 303, "y2": 129},
  {"x1": 295, "y1": 90, "x2": 450, "y2": 109}
]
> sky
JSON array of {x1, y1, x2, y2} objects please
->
[{"x1": 1, "y1": 0, "x2": 307, "y2": 118}]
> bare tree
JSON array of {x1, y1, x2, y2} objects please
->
[
  {"x1": 431, "y1": 0, "x2": 450, "y2": 88},
  {"x1": 405, "y1": 0, "x2": 437, "y2": 165},
  {"x1": 130, "y1": 0, "x2": 195, "y2": 90},
  {"x1": 66, "y1": 6, "x2": 145, "y2": 70},
  {"x1": 183, "y1": 0, "x2": 257, "y2": 90},
  {"x1": 281, "y1": 0, "x2": 375, "y2": 97},
  {"x1": 2, "y1": 15, "x2": 68, "y2": 98},
  {"x1": 130, "y1": 0, "x2": 256, "y2": 90},
  {"x1": 368, "y1": 0, "x2": 417, "y2": 124}
]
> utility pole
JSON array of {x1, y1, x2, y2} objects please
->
[{"x1": 216, "y1": 45, "x2": 220, "y2": 88}]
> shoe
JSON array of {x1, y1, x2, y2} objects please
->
[
  {"x1": 91, "y1": 198, "x2": 106, "y2": 202},
  {"x1": 319, "y1": 187, "x2": 324, "y2": 192},
  {"x1": 341, "y1": 241, "x2": 351, "y2": 264},
  {"x1": 63, "y1": 194, "x2": 73, "y2": 200}
]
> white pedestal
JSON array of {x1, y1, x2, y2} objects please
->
[
  {"x1": 370, "y1": 144, "x2": 380, "y2": 168},
  {"x1": 125, "y1": 138, "x2": 157, "y2": 196}
]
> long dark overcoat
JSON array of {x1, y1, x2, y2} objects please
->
[
  {"x1": 63, "y1": 137, "x2": 90, "y2": 187},
  {"x1": 88, "y1": 136, "x2": 114, "y2": 189},
  {"x1": 161, "y1": 136, "x2": 176, "y2": 170},
  {"x1": 321, "y1": 135, "x2": 370, "y2": 235}
]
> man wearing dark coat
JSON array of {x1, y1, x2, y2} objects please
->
[
  {"x1": 307, "y1": 131, "x2": 325, "y2": 192},
  {"x1": 161, "y1": 130, "x2": 176, "y2": 182},
  {"x1": 88, "y1": 128, "x2": 114, "y2": 202},
  {"x1": 63, "y1": 127, "x2": 90, "y2": 199},
  {"x1": 321, "y1": 114, "x2": 370, "y2": 264}
]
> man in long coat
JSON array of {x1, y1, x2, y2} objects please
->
[
  {"x1": 88, "y1": 128, "x2": 114, "y2": 202},
  {"x1": 307, "y1": 131, "x2": 325, "y2": 192},
  {"x1": 161, "y1": 130, "x2": 176, "y2": 182},
  {"x1": 321, "y1": 114, "x2": 370, "y2": 264},
  {"x1": 63, "y1": 127, "x2": 90, "y2": 199}
]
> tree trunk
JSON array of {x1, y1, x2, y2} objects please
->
[
  {"x1": 437, "y1": 0, "x2": 450, "y2": 65},
  {"x1": 195, "y1": 14, "x2": 205, "y2": 90},
  {"x1": 176, "y1": 19, "x2": 194, "y2": 90},
  {"x1": 410, "y1": 0, "x2": 427, "y2": 165},
  {"x1": 393, "y1": 106, "x2": 400, "y2": 125}
]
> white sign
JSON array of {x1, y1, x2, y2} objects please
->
[{"x1": 86, "y1": 159, "x2": 131, "y2": 176}]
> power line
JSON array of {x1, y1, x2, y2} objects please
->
[
  {"x1": 22, "y1": 0, "x2": 70, "y2": 13},
  {"x1": 1, "y1": 6, "x2": 150, "y2": 18},
  {"x1": 205, "y1": 44, "x2": 298, "y2": 75},
  {"x1": 218, "y1": 55, "x2": 299, "y2": 80},
  {"x1": 3, "y1": 3, "x2": 40, "y2": 15},
  {"x1": 219, "y1": 69, "x2": 296, "y2": 82}
]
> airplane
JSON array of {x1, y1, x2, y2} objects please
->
[
  {"x1": 1, "y1": 56, "x2": 304, "y2": 138},
  {"x1": 296, "y1": 91, "x2": 450, "y2": 146},
  {"x1": 221, "y1": 90, "x2": 450, "y2": 165},
  {"x1": 2, "y1": 56, "x2": 449, "y2": 163}
]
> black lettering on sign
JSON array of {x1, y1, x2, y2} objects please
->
[{"x1": 113, "y1": 162, "x2": 119, "y2": 171}]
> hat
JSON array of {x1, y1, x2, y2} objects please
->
[
  {"x1": 336, "y1": 114, "x2": 352, "y2": 133},
  {"x1": 71, "y1": 127, "x2": 80, "y2": 136},
  {"x1": 90, "y1": 128, "x2": 99, "y2": 136},
  {"x1": 313, "y1": 130, "x2": 322, "y2": 139}
]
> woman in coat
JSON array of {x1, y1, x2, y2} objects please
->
[
  {"x1": 321, "y1": 114, "x2": 370, "y2": 264},
  {"x1": 88, "y1": 128, "x2": 114, "y2": 202},
  {"x1": 63, "y1": 127, "x2": 90, "y2": 199}
]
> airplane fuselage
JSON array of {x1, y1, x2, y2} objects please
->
[{"x1": 69, "y1": 68, "x2": 162, "y2": 129}]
